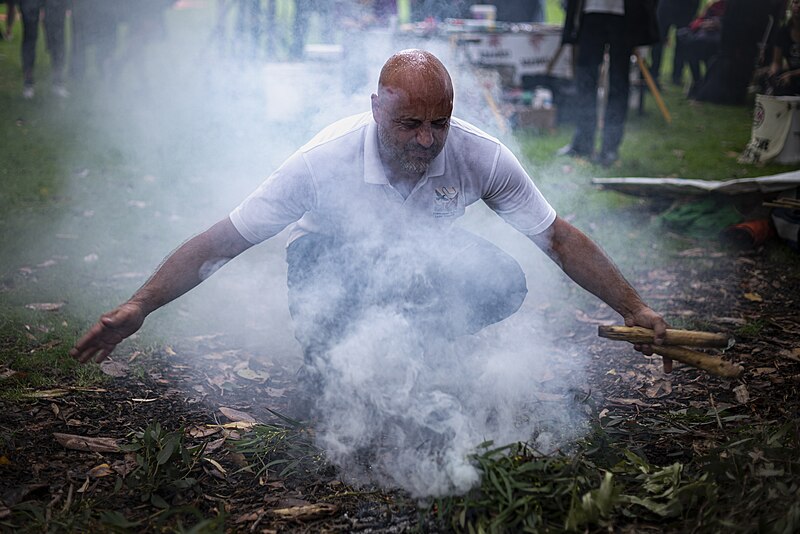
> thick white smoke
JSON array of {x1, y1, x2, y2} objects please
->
[{"x1": 316, "y1": 306, "x2": 588, "y2": 497}]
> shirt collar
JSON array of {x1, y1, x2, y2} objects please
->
[{"x1": 364, "y1": 119, "x2": 446, "y2": 184}]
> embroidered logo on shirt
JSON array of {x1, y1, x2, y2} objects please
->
[{"x1": 433, "y1": 186, "x2": 459, "y2": 218}]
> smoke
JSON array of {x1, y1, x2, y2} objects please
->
[
  {"x1": 52, "y1": 2, "x2": 592, "y2": 498},
  {"x1": 315, "y1": 306, "x2": 588, "y2": 497},
  {"x1": 285, "y1": 220, "x2": 588, "y2": 497}
]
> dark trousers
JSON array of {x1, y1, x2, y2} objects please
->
[
  {"x1": 70, "y1": 0, "x2": 119, "y2": 81},
  {"x1": 676, "y1": 28, "x2": 721, "y2": 89},
  {"x1": 20, "y1": 0, "x2": 67, "y2": 85},
  {"x1": 235, "y1": 0, "x2": 262, "y2": 58},
  {"x1": 650, "y1": 0, "x2": 699, "y2": 84},
  {"x1": 286, "y1": 231, "x2": 528, "y2": 367},
  {"x1": 571, "y1": 13, "x2": 631, "y2": 155}
]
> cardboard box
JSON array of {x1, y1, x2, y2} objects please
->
[{"x1": 513, "y1": 106, "x2": 557, "y2": 130}]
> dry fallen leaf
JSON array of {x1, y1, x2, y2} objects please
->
[
  {"x1": 188, "y1": 426, "x2": 222, "y2": 439},
  {"x1": 236, "y1": 368, "x2": 270, "y2": 382},
  {"x1": 25, "y1": 302, "x2": 66, "y2": 312},
  {"x1": 23, "y1": 389, "x2": 69, "y2": 399},
  {"x1": 203, "y1": 457, "x2": 227, "y2": 474},
  {"x1": 204, "y1": 437, "x2": 226, "y2": 453},
  {"x1": 645, "y1": 380, "x2": 673, "y2": 399},
  {"x1": 743, "y1": 292, "x2": 763, "y2": 302},
  {"x1": 215, "y1": 421, "x2": 256, "y2": 431},
  {"x1": 235, "y1": 509, "x2": 265, "y2": 524},
  {"x1": 53, "y1": 433, "x2": 120, "y2": 453},
  {"x1": 606, "y1": 397, "x2": 649, "y2": 407},
  {"x1": 77, "y1": 477, "x2": 91, "y2": 493},
  {"x1": 0, "y1": 369, "x2": 20, "y2": 381},
  {"x1": 265, "y1": 387, "x2": 287, "y2": 397},
  {"x1": 88, "y1": 463, "x2": 114, "y2": 478},
  {"x1": 99, "y1": 360, "x2": 128, "y2": 378},
  {"x1": 574, "y1": 309, "x2": 615, "y2": 325},
  {"x1": 271, "y1": 503, "x2": 338, "y2": 521},
  {"x1": 113, "y1": 455, "x2": 138, "y2": 477},
  {"x1": 111, "y1": 272, "x2": 146, "y2": 279},
  {"x1": 219, "y1": 407, "x2": 256, "y2": 423},
  {"x1": 733, "y1": 384, "x2": 750, "y2": 404}
]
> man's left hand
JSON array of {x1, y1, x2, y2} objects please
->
[{"x1": 623, "y1": 307, "x2": 672, "y2": 373}]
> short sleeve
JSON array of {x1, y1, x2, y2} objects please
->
[
  {"x1": 229, "y1": 151, "x2": 316, "y2": 244},
  {"x1": 482, "y1": 144, "x2": 556, "y2": 235}
]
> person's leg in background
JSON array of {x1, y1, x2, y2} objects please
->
[
  {"x1": 263, "y1": 0, "x2": 275, "y2": 57},
  {"x1": 671, "y1": 0, "x2": 700, "y2": 85},
  {"x1": 599, "y1": 14, "x2": 630, "y2": 166},
  {"x1": 42, "y1": 0, "x2": 67, "y2": 96},
  {"x1": 290, "y1": 0, "x2": 309, "y2": 59},
  {"x1": 70, "y1": 0, "x2": 89, "y2": 82},
  {"x1": 567, "y1": 13, "x2": 609, "y2": 157},
  {"x1": 3, "y1": 0, "x2": 18, "y2": 40},
  {"x1": 650, "y1": 0, "x2": 675, "y2": 85},
  {"x1": 19, "y1": 0, "x2": 41, "y2": 98}
]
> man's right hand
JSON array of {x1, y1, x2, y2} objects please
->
[{"x1": 70, "y1": 302, "x2": 146, "y2": 363}]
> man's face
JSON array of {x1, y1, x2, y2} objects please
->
[{"x1": 373, "y1": 87, "x2": 452, "y2": 174}]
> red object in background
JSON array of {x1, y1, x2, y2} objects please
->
[{"x1": 720, "y1": 219, "x2": 776, "y2": 248}]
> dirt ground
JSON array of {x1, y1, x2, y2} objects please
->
[{"x1": 1, "y1": 230, "x2": 799, "y2": 532}]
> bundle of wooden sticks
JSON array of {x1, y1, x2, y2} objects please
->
[
  {"x1": 598, "y1": 325, "x2": 742, "y2": 378},
  {"x1": 763, "y1": 197, "x2": 800, "y2": 210}
]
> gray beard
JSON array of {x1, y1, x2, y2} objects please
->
[
  {"x1": 378, "y1": 128, "x2": 431, "y2": 175},
  {"x1": 399, "y1": 157, "x2": 429, "y2": 174}
]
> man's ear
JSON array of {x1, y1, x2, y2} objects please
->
[{"x1": 371, "y1": 93, "x2": 380, "y2": 122}]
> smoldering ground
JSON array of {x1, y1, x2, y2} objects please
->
[{"x1": 51, "y1": 3, "x2": 596, "y2": 498}]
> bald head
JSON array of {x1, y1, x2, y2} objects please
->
[
  {"x1": 377, "y1": 49, "x2": 453, "y2": 107},
  {"x1": 372, "y1": 50, "x2": 454, "y2": 175}
]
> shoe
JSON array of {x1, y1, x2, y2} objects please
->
[
  {"x1": 22, "y1": 85, "x2": 34, "y2": 99},
  {"x1": 51, "y1": 84, "x2": 69, "y2": 98},
  {"x1": 593, "y1": 151, "x2": 619, "y2": 167},
  {"x1": 556, "y1": 144, "x2": 591, "y2": 158}
]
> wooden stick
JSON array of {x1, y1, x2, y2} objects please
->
[
  {"x1": 598, "y1": 325, "x2": 733, "y2": 348},
  {"x1": 651, "y1": 346, "x2": 743, "y2": 379},
  {"x1": 546, "y1": 44, "x2": 565, "y2": 76},
  {"x1": 633, "y1": 51, "x2": 671, "y2": 124},
  {"x1": 481, "y1": 83, "x2": 509, "y2": 135},
  {"x1": 763, "y1": 199, "x2": 800, "y2": 209}
]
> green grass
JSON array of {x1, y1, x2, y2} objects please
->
[
  {"x1": 0, "y1": 310, "x2": 108, "y2": 401},
  {"x1": 435, "y1": 418, "x2": 800, "y2": 533}
]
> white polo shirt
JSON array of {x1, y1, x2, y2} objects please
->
[{"x1": 229, "y1": 112, "x2": 556, "y2": 246}]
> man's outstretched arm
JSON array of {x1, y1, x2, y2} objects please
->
[
  {"x1": 530, "y1": 216, "x2": 672, "y2": 372},
  {"x1": 70, "y1": 217, "x2": 253, "y2": 363}
]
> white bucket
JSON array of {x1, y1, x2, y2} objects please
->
[{"x1": 739, "y1": 95, "x2": 800, "y2": 165}]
